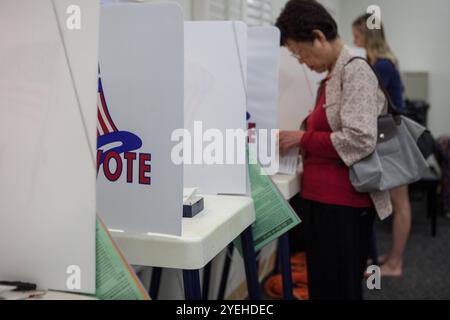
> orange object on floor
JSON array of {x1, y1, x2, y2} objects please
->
[
  {"x1": 293, "y1": 280, "x2": 309, "y2": 300},
  {"x1": 264, "y1": 252, "x2": 309, "y2": 300},
  {"x1": 264, "y1": 272, "x2": 309, "y2": 300},
  {"x1": 291, "y1": 252, "x2": 306, "y2": 264},
  {"x1": 291, "y1": 252, "x2": 306, "y2": 266},
  {"x1": 291, "y1": 252, "x2": 308, "y2": 275}
]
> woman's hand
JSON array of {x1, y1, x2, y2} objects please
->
[{"x1": 279, "y1": 130, "x2": 305, "y2": 155}]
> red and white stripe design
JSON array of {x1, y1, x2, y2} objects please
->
[{"x1": 97, "y1": 83, "x2": 118, "y2": 137}]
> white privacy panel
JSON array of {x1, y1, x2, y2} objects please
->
[
  {"x1": 97, "y1": 3, "x2": 184, "y2": 235},
  {"x1": 278, "y1": 47, "x2": 325, "y2": 131},
  {"x1": 247, "y1": 26, "x2": 280, "y2": 174},
  {"x1": 184, "y1": 21, "x2": 248, "y2": 195},
  {"x1": 0, "y1": 0, "x2": 98, "y2": 293}
]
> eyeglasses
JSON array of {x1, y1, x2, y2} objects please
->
[{"x1": 290, "y1": 52, "x2": 301, "y2": 60}]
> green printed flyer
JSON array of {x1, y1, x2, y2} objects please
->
[
  {"x1": 246, "y1": 150, "x2": 301, "y2": 251},
  {"x1": 94, "y1": 217, "x2": 150, "y2": 300}
]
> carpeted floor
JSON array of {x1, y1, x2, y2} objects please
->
[
  {"x1": 286, "y1": 191, "x2": 450, "y2": 300},
  {"x1": 364, "y1": 195, "x2": 450, "y2": 300}
]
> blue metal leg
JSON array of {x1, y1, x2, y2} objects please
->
[
  {"x1": 202, "y1": 262, "x2": 212, "y2": 300},
  {"x1": 274, "y1": 244, "x2": 281, "y2": 274},
  {"x1": 240, "y1": 226, "x2": 262, "y2": 300},
  {"x1": 278, "y1": 234, "x2": 294, "y2": 300},
  {"x1": 217, "y1": 243, "x2": 234, "y2": 300},
  {"x1": 182, "y1": 270, "x2": 202, "y2": 300},
  {"x1": 149, "y1": 267, "x2": 162, "y2": 300}
]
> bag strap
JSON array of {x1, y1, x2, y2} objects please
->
[{"x1": 344, "y1": 56, "x2": 400, "y2": 116}]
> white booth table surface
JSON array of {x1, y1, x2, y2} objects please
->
[
  {"x1": 110, "y1": 195, "x2": 255, "y2": 270},
  {"x1": 271, "y1": 173, "x2": 300, "y2": 201}
]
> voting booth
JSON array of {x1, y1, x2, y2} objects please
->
[
  {"x1": 278, "y1": 47, "x2": 324, "y2": 131},
  {"x1": 247, "y1": 26, "x2": 281, "y2": 176},
  {"x1": 0, "y1": 0, "x2": 99, "y2": 293},
  {"x1": 133, "y1": 20, "x2": 253, "y2": 300},
  {"x1": 97, "y1": 2, "x2": 184, "y2": 236},
  {"x1": 184, "y1": 21, "x2": 248, "y2": 196},
  {"x1": 0, "y1": 0, "x2": 184, "y2": 298},
  {"x1": 151, "y1": 24, "x2": 299, "y2": 300}
]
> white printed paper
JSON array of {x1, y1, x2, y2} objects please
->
[{"x1": 278, "y1": 148, "x2": 300, "y2": 175}]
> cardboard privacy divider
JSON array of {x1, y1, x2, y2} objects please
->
[
  {"x1": 97, "y1": 3, "x2": 184, "y2": 235},
  {"x1": 246, "y1": 26, "x2": 281, "y2": 175},
  {"x1": 0, "y1": 0, "x2": 98, "y2": 293},
  {"x1": 183, "y1": 21, "x2": 248, "y2": 196},
  {"x1": 155, "y1": 27, "x2": 286, "y2": 300}
]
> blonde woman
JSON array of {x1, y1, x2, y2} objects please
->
[{"x1": 353, "y1": 14, "x2": 410, "y2": 277}]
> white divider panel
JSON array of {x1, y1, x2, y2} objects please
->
[
  {"x1": 0, "y1": 0, "x2": 98, "y2": 293},
  {"x1": 247, "y1": 26, "x2": 280, "y2": 173},
  {"x1": 97, "y1": 3, "x2": 184, "y2": 235},
  {"x1": 184, "y1": 21, "x2": 248, "y2": 195},
  {"x1": 278, "y1": 47, "x2": 325, "y2": 130}
]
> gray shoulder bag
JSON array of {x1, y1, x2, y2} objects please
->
[{"x1": 345, "y1": 57, "x2": 429, "y2": 193}]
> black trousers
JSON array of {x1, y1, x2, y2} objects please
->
[{"x1": 301, "y1": 198, "x2": 375, "y2": 300}]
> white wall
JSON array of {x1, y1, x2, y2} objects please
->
[
  {"x1": 339, "y1": 0, "x2": 450, "y2": 136},
  {"x1": 272, "y1": 0, "x2": 284, "y2": 19}
]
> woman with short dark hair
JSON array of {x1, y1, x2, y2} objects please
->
[{"x1": 276, "y1": 0, "x2": 392, "y2": 300}]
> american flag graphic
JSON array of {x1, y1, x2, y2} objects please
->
[
  {"x1": 96, "y1": 70, "x2": 143, "y2": 170},
  {"x1": 97, "y1": 74, "x2": 118, "y2": 136}
]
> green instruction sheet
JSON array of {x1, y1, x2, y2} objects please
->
[
  {"x1": 94, "y1": 217, "x2": 150, "y2": 300},
  {"x1": 246, "y1": 150, "x2": 301, "y2": 251}
]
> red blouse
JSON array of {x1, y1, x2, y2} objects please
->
[{"x1": 299, "y1": 77, "x2": 373, "y2": 208}]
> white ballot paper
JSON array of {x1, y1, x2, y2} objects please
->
[{"x1": 278, "y1": 148, "x2": 300, "y2": 175}]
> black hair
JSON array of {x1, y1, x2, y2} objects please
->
[{"x1": 275, "y1": 0, "x2": 339, "y2": 46}]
